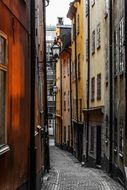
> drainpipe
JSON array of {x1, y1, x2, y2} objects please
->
[
  {"x1": 69, "y1": 51, "x2": 73, "y2": 151},
  {"x1": 109, "y1": 0, "x2": 113, "y2": 173},
  {"x1": 30, "y1": 0, "x2": 36, "y2": 189},
  {"x1": 125, "y1": 0, "x2": 127, "y2": 187},
  {"x1": 75, "y1": 15, "x2": 78, "y2": 124},
  {"x1": 60, "y1": 56, "x2": 63, "y2": 148},
  {"x1": 43, "y1": 0, "x2": 50, "y2": 172},
  {"x1": 125, "y1": 0, "x2": 127, "y2": 139},
  {"x1": 86, "y1": 0, "x2": 90, "y2": 163}
]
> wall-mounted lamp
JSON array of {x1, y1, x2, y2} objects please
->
[
  {"x1": 51, "y1": 38, "x2": 61, "y2": 60},
  {"x1": 45, "y1": 0, "x2": 50, "y2": 7}
]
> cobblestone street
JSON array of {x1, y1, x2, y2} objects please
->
[{"x1": 41, "y1": 145, "x2": 124, "y2": 190}]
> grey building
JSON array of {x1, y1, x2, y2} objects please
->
[{"x1": 104, "y1": 0, "x2": 127, "y2": 187}]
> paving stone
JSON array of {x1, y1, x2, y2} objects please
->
[{"x1": 41, "y1": 146, "x2": 124, "y2": 190}]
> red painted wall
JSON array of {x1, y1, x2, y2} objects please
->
[{"x1": 0, "y1": 1, "x2": 42, "y2": 189}]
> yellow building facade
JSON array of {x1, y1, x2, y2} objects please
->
[
  {"x1": 67, "y1": 0, "x2": 85, "y2": 161},
  {"x1": 83, "y1": 0, "x2": 108, "y2": 167},
  {"x1": 55, "y1": 23, "x2": 72, "y2": 151}
]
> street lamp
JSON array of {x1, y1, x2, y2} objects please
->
[{"x1": 51, "y1": 39, "x2": 61, "y2": 60}]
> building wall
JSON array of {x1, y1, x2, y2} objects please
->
[
  {"x1": 104, "y1": 0, "x2": 126, "y2": 184},
  {"x1": 55, "y1": 58, "x2": 62, "y2": 145},
  {"x1": 61, "y1": 52, "x2": 71, "y2": 148},
  {"x1": 35, "y1": 0, "x2": 45, "y2": 187},
  {"x1": 82, "y1": 0, "x2": 108, "y2": 165},
  {"x1": 75, "y1": 0, "x2": 85, "y2": 123},
  {"x1": 67, "y1": 0, "x2": 85, "y2": 160},
  {"x1": 46, "y1": 26, "x2": 56, "y2": 137},
  {"x1": 0, "y1": 1, "x2": 30, "y2": 189}
]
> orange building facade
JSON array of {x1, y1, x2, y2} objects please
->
[{"x1": 0, "y1": 1, "x2": 45, "y2": 189}]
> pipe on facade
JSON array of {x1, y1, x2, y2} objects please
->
[
  {"x1": 125, "y1": 0, "x2": 127, "y2": 139},
  {"x1": 124, "y1": 1, "x2": 127, "y2": 187},
  {"x1": 75, "y1": 15, "x2": 78, "y2": 124},
  {"x1": 60, "y1": 57, "x2": 63, "y2": 147},
  {"x1": 30, "y1": 0, "x2": 36, "y2": 189},
  {"x1": 86, "y1": 0, "x2": 90, "y2": 163},
  {"x1": 109, "y1": 0, "x2": 113, "y2": 173}
]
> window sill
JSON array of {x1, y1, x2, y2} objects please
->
[{"x1": 0, "y1": 144, "x2": 10, "y2": 155}]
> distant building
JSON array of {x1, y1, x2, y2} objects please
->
[
  {"x1": 55, "y1": 24, "x2": 72, "y2": 151},
  {"x1": 46, "y1": 25, "x2": 56, "y2": 136}
]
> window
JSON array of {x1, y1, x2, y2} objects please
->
[
  {"x1": 67, "y1": 58, "x2": 70, "y2": 76},
  {"x1": 72, "y1": 61, "x2": 75, "y2": 81},
  {"x1": 119, "y1": 18, "x2": 124, "y2": 73},
  {"x1": 96, "y1": 24, "x2": 101, "y2": 49},
  {"x1": 64, "y1": 126, "x2": 66, "y2": 143},
  {"x1": 105, "y1": 45, "x2": 108, "y2": 81},
  {"x1": 86, "y1": 0, "x2": 88, "y2": 16},
  {"x1": 86, "y1": 39, "x2": 88, "y2": 61},
  {"x1": 90, "y1": 126, "x2": 94, "y2": 152},
  {"x1": 79, "y1": 98, "x2": 82, "y2": 121},
  {"x1": 68, "y1": 125, "x2": 70, "y2": 143},
  {"x1": 0, "y1": 33, "x2": 7, "y2": 146},
  {"x1": 91, "y1": 77, "x2": 95, "y2": 101},
  {"x1": 97, "y1": 73, "x2": 101, "y2": 100},
  {"x1": 77, "y1": 14, "x2": 80, "y2": 34},
  {"x1": 114, "y1": 117, "x2": 118, "y2": 150},
  {"x1": 114, "y1": 29, "x2": 118, "y2": 76},
  {"x1": 104, "y1": 0, "x2": 108, "y2": 18},
  {"x1": 68, "y1": 91, "x2": 70, "y2": 110},
  {"x1": 92, "y1": 30, "x2": 95, "y2": 54},
  {"x1": 105, "y1": 115, "x2": 108, "y2": 141},
  {"x1": 63, "y1": 59, "x2": 66, "y2": 78},
  {"x1": 77, "y1": 53, "x2": 80, "y2": 79},
  {"x1": 64, "y1": 92, "x2": 66, "y2": 111},
  {"x1": 119, "y1": 118, "x2": 124, "y2": 154},
  {"x1": 91, "y1": 0, "x2": 95, "y2": 7},
  {"x1": 72, "y1": 23, "x2": 76, "y2": 41}
]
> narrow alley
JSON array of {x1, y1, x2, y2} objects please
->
[{"x1": 41, "y1": 143, "x2": 124, "y2": 190}]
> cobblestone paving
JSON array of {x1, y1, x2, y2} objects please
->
[{"x1": 41, "y1": 146, "x2": 124, "y2": 190}]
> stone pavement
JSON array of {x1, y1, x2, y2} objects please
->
[{"x1": 41, "y1": 146, "x2": 124, "y2": 190}]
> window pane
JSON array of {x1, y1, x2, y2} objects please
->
[
  {"x1": 0, "y1": 36, "x2": 6, "y2": 64},
  {"x1": 0, "y1": 70, "x2": 6, "y2": 144}
]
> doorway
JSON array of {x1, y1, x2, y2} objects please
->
[{"x1": 96, "y1": 126, "x2": 101, "y2": 165}]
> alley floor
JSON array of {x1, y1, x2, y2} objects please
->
[{"x1": 41, "y1": 145, "x2": 124, "y2": 190}]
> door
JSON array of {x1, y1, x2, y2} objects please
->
[
  {"x1": 96, "y1": 126, "x2": 101, "y2": 165},
  {"x1": 77, "y1": 124, "x2": 83, "y2": 162}
]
